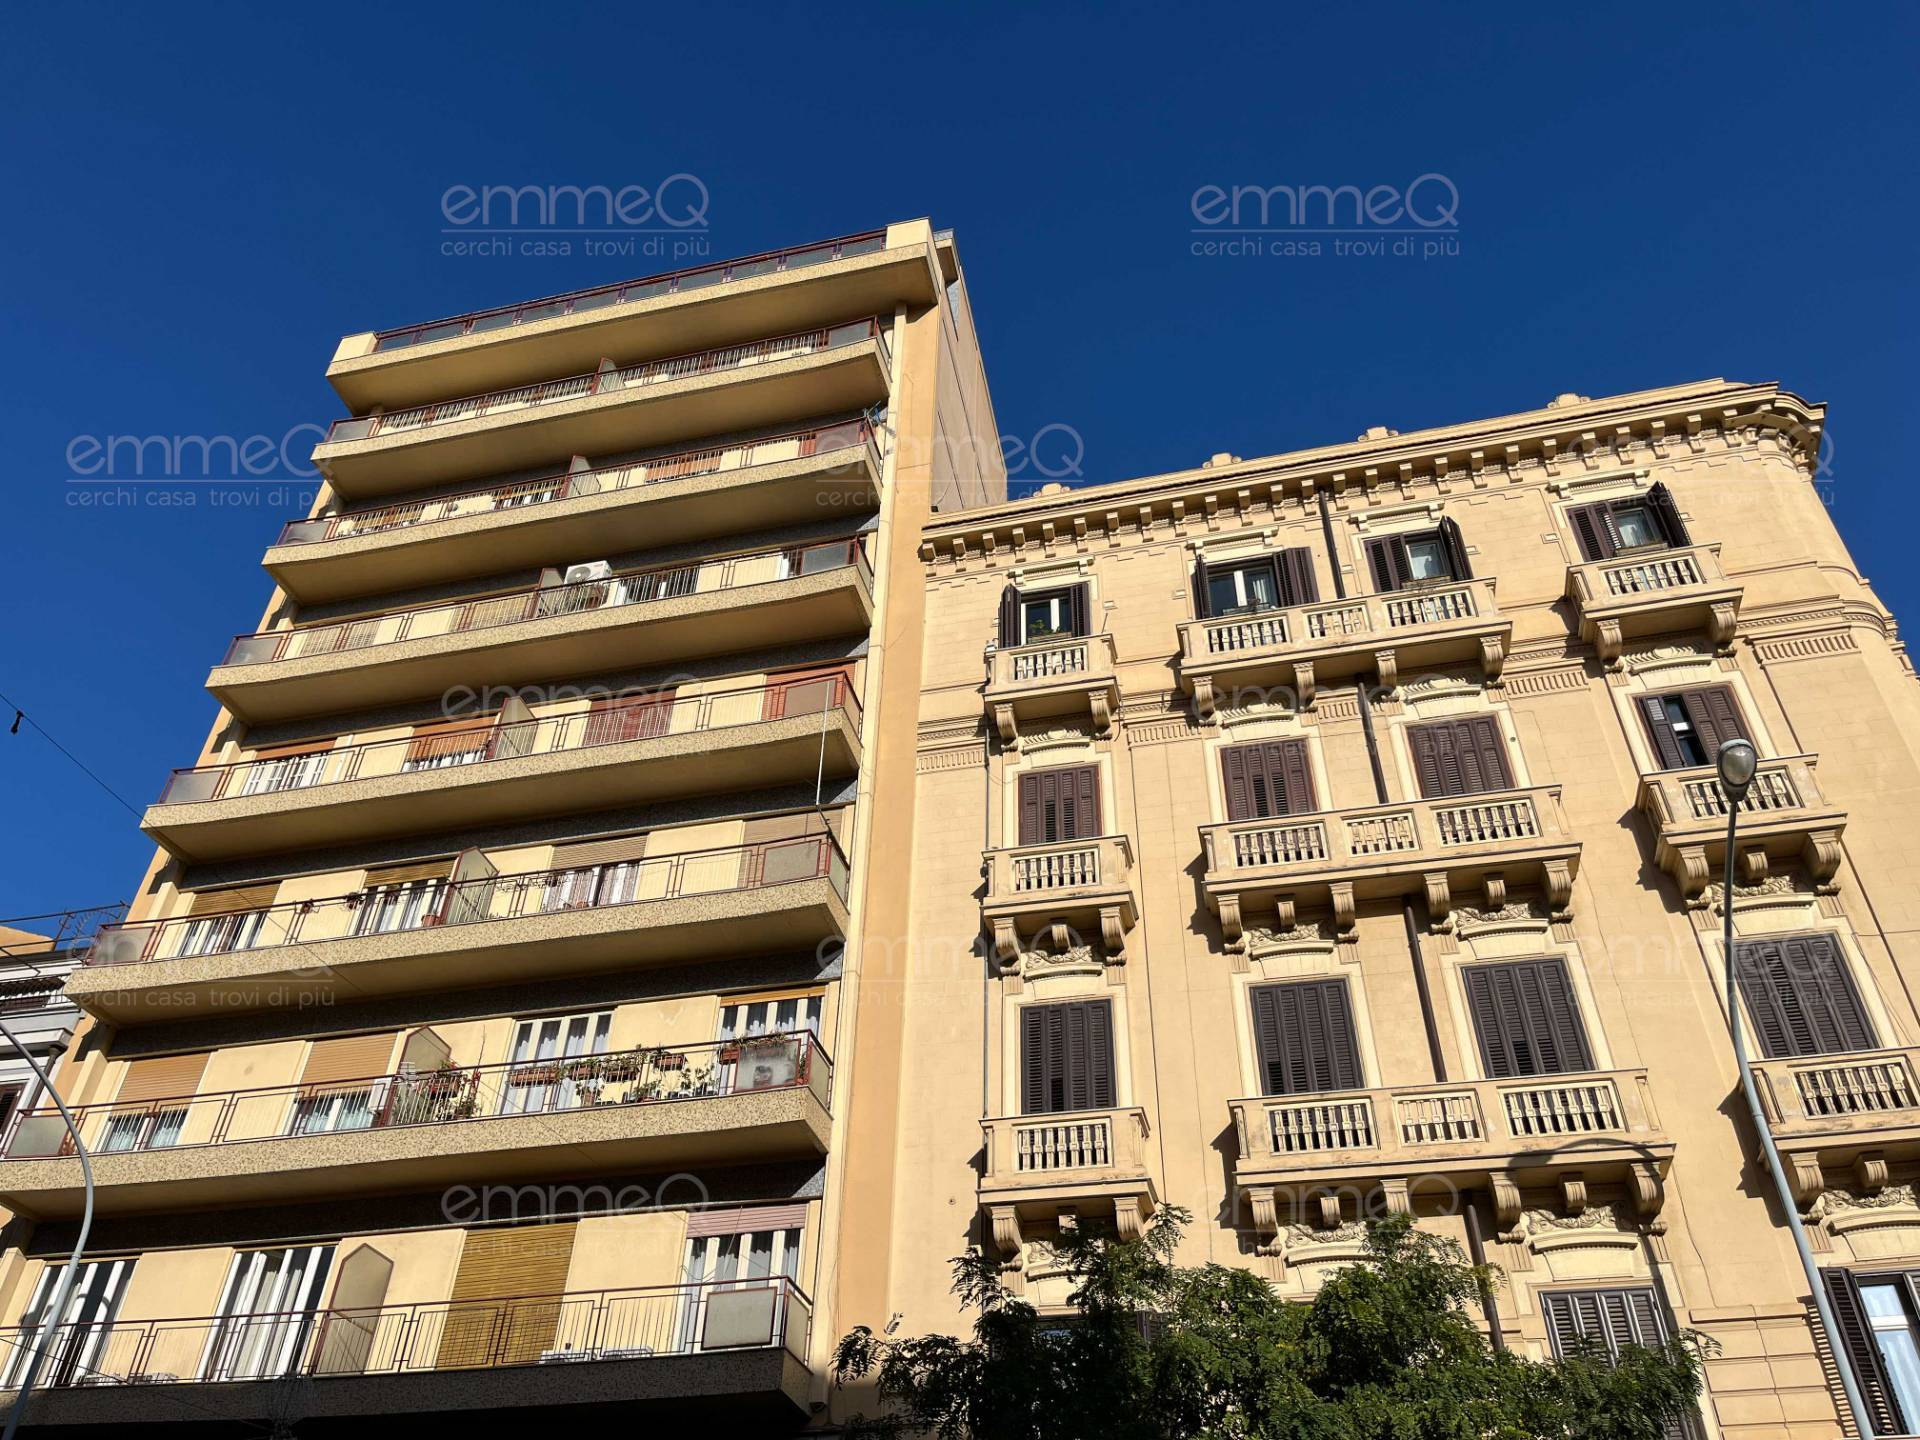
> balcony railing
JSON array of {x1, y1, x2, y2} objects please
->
[
  {"x1": 370, "y1": 230, "x2": 887, "y2": 350},
  {"x1": 1206, "y1": 788, "x2": 1560, "y2": 875},
  {"x1": 985, "y1": 835, "x2": 1135, "y2": 901},
  {"x1": 0, "y1": 905, "x2": 126, "y2": 958},
  {"x1": 277, "y1": 420, "x2": 878, "y2": 548},
  {"x1": 327, "y1": 319, "x2": 888, "y2": 444},
  {"x1": 983, "y1": 1108, "x2": 1152, "y2": 1178},
  {"x1": 156, "y1": 676, "x2": 860, "y2": 806},
  {"x1": 983, "y1": 633, "x2": 1119, "y2": 744},
  {"x1": 1755, "y1": 1046, "x2": 1920, "y2": 1128},
  {"x1": 1643, "y1": 755, "x2": 1817, "y2": 826},
  {"x1": 219, "y1": 536, "x2": 870, "y2": 668},
  {"x1": 87, "y1": 832, "x2": 851, "y2": 968},
  {"x1": 0, "y1": 1275, "x2": 812, "y2": 1391},
  {"x1": 1185, "y1": 579, "x2": 1495, "y2": 660},
  {"x1": 2, "y1": 1033, "x2": 828, "y2": 1162}
]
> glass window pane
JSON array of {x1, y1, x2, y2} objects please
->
[
  {"x1": 1864, "y1": 1284, "x2": 1920, "y2": 1427},
  {"x1": 1614, "y1": 506, "x2": 1658, "y2": 548},
  {"x1": 1405, "y1": 539, "x2": 1448, "y2": 581},
  {"x1": 1241, "y1": 567, "x2": 1278, "y2": 608}
]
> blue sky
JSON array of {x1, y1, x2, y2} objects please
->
[{"x1": 1, "y1": 3, "x2": 1914, "y2": 920}]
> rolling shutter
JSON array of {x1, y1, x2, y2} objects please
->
[
  {"x1": 547, "y1": 834, "x2": 650, "y2": 871},
  {"x1": 1250, "y1": 980, "x2": 1362, "y2": 1095},
  {"x1": 1734, "y1": 934, "x2": 1877, "y2": 1058},
  {"x1": 584, "y1": 690, "x2": 676, "y2": 744},
  {"x1": 404, "y1": 715, "x2": 495, "y2": 765},
  {"x1": 1645, "y1": 482, "x2": 1691, "y2": 547},
  {"x1": 436, "y1": 1223, "x2": 578, "y2": 1369},
  {"x1": 1364, "y1": 536, "x2": 1413, "y2": 593},
  {"x1": 360, "y1": 860, "x2": 455, "y2": 887},
  {"x1": 1408, "y1": 717, "x2": 1512, "y2": 798},
  {"x1": 1020, "y1": 1000, "x2": 1116, "y2": 1115},
  {"x1": 762, "y1": 666, "x2": 849, "y2": 722},
  {"x1": 1464, "y1": 959, "x2": 1594, "y2": 1078},
  {"x1": 1221, "y1": 740, "x2": 1316, "y2": 822},
  {"x1": 250, "y1": 737, "x2": 337, "y2": 762},
  {"x1": 1569, "y1": 502, "x2": 1620, "y2": 563},
  {"x1": 187, "y1": 884, "x2": 280, "y2": 917},
  {"x1": 1278, "y1": 547, "x2": 1320, "y2": 606},
  {"x1": 1437, "y1": 516, "x2": 1472, "y2": 580},
  {"x1": 1016, "y1": 766, "x2": 1101, "y2": 845},
  {"x1": 1820, "y1": 1269, "x2": 1904, "y2": 1436},
  {"x1": 299, "y1": 1033, "x2": 398, "y2": 1087},
  {"x1": 116, "y1": 1054, "x2": 209, "y2": 1105}
]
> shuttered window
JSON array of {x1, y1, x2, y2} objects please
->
[
  {"x1": 187, "y1": 883, "x2": 280, "y2": 917},
  {"x1": 1822, "y1": 1269, "x2": 1915, "y2": 1436},
  {"x1": 1638, "y1": 686, "x2": 1748, "y2": 770},
  {"x1": 1250, "y1": 980, "x2": 1363, "y2": 1095},
  {"x1": 761, "y1": 665, "x2": 851, "y2": 721},
  {"x1": 299, "y1": 1033, "x2": 398, "y2": 1087},
  {"x1": 1017, "y1": 766, "x2": 1101, "y2": 845},
  {"x1": 1463, "y1": 959, "x2": 1594, "y2": 1078},
  {"x1": 1734, "y1": 933, "x2": 1877, "y2": 1058},
  {"x1": 997, "y1": 583, "x2": 1089, "y2": 646},
  {"x1": 402, "y1": 715, "x2": 495, "y2": 768},
  {"x1": 1364, "y1": 517, "x2": 1470, "y2": 592},
  {"x1": 1408, "y1": 716, "x2": 1513, "y2": 798},
  {"x1": 1221, "y1": 740, "x2": 1316, "y2": 821},
  {"x1": 1568, "y1": 482, "x2": 1691, "y2": 562},
  {"x1": 583, "y1": 690, "x2": 676, "y2": 745},
  {"x1": 1542, "y1": 1287, "x2": 1695, "y2": 1437},
  {"x1": 116, "y1": 1053, "x2": 210, "y2": 1104},
  {"x1": 436, "y1": 1222, "x2": 578, "y2": 1369},
  {"x1": 1194, "y1": 548, "x2": 1319, "y2": 618},
  {"x1": 1020, "y1": 1000, "x2": 1116, "y2": 1115}
]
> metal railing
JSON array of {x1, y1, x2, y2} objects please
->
[
  {"x1": 86, "y1": 832, "x2": 851, "y2": 968},
  {"x1": 0, "y1": 906, "x2": 127, "y2": 959},
  {"x1": 1203, "y1": 786, "x2": 1566, "y2": 877},
  {"x1": 370, "y1": 230, "x2": 888, "y2": 349},
  {"x1": 155, "y1": 676, "x2": 860, "y2": 806},
  {"x1": 219, "y1": 536, "x2": 871, "y2": 667},
  {"x1": 0, "y1": 1276, "x2": 813, "y2": 1390},
  {"x1": 2, "y1": 1033, "x2": 829, "y2": 1161},
  {"x1": 277, "y1": 420, "x2": 879, "y2": 547},
  {"x1": 328, "y1": 318, "x2": 888, "y2": 443}
]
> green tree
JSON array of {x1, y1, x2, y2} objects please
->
[{"x1": 833, "y1": 1208, "x2": 1706, "y2": 1440}]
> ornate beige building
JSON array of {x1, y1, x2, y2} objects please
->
[{"x1": 0, "y1": 224, "x2": 1913, "y2": 1439}]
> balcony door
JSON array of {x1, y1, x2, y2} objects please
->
[
  {"x1": 1408, "y1": 716, "x2": 1512, "y2": 799},
  {"x1": 177, "y1": 883, "x2": 278, "y2": 957},
  {"x1": 679, "y1": 1214, "x2": 805, "y2": 1355},
  {"x1": 1638, "y1": 686, "x2": 1748, "y2": 771},
  {"x1": 350, "y1": 862, "x2": 452, "y2": 936},
  {"x1": 1733, "y1": 934, "x2": 1876, "y2": 1058},
  {"x1": 1463, "y1": 958, "x2": 1594, "y2": 1078},
  {"x1": 716, "y1": 992, "x2": 823, "y2": 1095},
  {"x1": 1194, "y1": 548, "x2": 1318, "y2": 618},
  {"x1": 499, "y1": 1011, "x2": 613, "y2": 1115},
  {"x1": 1250, "y1": 980, "x2": 1363, "y2": 1096},
  {"x1": 201, "y1": 1245, "x2": 335, "y2": 1382},
  {"x1": 1365, "y1": 517, "x2": 1470, "y2": 591},
  {"x1": 101, "y1": 1053, "x2": 207, "y2": 1154},
  {"x1": 1017, "y1": 766, "x2": 1101, "y2": 846},
  {"x1": 1, "y1": 1258, "x2": 133, "y2": 1389},
  {"x1": 1568, "y1": 482, "x2": 1690, "y2": 561},
  {"x1": 997, "y1": 583, "x2": 1090, "y2": 647},
  {"x1": 1221, "y1": 740, "x2": 1315, "y2": 821},
  {"x1": 1020, "y1": 1000, "x2": 1116, "y2": 1115}
]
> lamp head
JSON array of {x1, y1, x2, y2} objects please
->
[{"x1": 1716, "y1": 737, "x2": 1758, "y2": 800}]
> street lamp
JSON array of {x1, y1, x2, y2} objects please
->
[{"x1": 1714, "y1": 738, "x2": 1869, "y2": 1436}]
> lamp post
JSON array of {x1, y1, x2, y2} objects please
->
[
  {"x1": 0, "y1": 1020, "x2": 94, "y2": 1440},
  {"x1": 1714, "y1": 738, "x2": 1869, "y2": 1436}
]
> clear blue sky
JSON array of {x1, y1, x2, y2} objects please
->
[{"x1": 1, "y1": 3, "x2": 1914, "y2": 920}]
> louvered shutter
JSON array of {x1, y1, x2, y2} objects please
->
[
  {"x1": 1409, "y1": 718, "x2": 1511, "y2": 798},
  {"x1": 1437, "y1": 516, "x2": 1472, "y2": 580},
  {"x1": 1017, "y1": 766, "x2": 1100, "y2": 844},
  {"x1": 1020, "y1": 1001, "x2": 1115, "y2": 1114},
  {"x1": 1278, "y1": 547, "x2": 1320, "y2": 606},
  {"x1": 1569, "y1": 502, "x2": 1619, "y2": 562},
  {"x1": 1251, "y1": 980, "x2": 1362, "y2": 1095},
  {"x1": 1678, "y1": 686, "x2": 1748, "y2": 754},
  {"x1": 1222, "y1": 747, "x2": 1256, "y2": 823},
  {"x1": 1365, "y1": 537, "x2": 1411, "y2": 593},
  {"x1": 1277, "y1": 740, "x2": 1315, "y2": 813},
  {"x1": 1821, "y1": 1269, "x2": 1904, "y2": 1436},
  {"x1": 1192, "y1": 558, "x2": 1213, "y2": 618},
  {"x1": 1464, "y1": 959, "x2": 1594, "y2": 1078},
  {"x1": 1734, "y1": 935, "x2": 1877, "y2": 1058},
  {"x1": 1221, "y1": 741, "x2": 1315, "y2": 821},
  {"x1": 1017, "y1": 772, "x2": 1046, "y2": 846},
  {"x1": 1067, "y1": 584, "x2": 1091, "y2": 638},
  {"x1": 997, "y1": 586, "x2": 1019, "y2": 648},
  {"x1": 1639, "y1": 695, "x2": 1690, "y2": 771},
  {"x1": 1644, "y1": 482, "x2": 1692, "y2": 547},
  {"x1": 1542, "y1": 1287, "x2": 1671, "y2": 1356},
  {"x1": 1409, "y1": 724, "x2": 1450, "y2": 797}
]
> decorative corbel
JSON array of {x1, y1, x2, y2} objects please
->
[
  {"x1": 991, "y1": 919, "x2": 1020, "y2": 970},
  {"x1": 1191, "y1": 675, "x2": 1218, "y2": 725},
  {"x1": 1089, "y1": 690, "x2": 1115, "y2": 739},
  {"x1": 1560, "y1": 1173, "x2": 1588, "y2": 1217},
  {"x1": 1294, "y1": 660, "x2": 1316, "y2": 711},
  {"x1": 1099, "y1": 905, "x2": 1127, "y2": 962},
  {"x1": 1314, "y1": 1192, "x2": 1342, "y2": 1230},
  {"x1": 989, "y1": 1205, "x2": 1025, "y2": 1264},
  {"x1": 1247, "y1": 1186, "x2": 1282, "y2": 1254},
  {"x1": 1375, "y1": 649, "x2": 1400, "y2": 695},
  {"x1": 1543, "y1": 859, "x2": 1574, "y2": 923},
  {"x1": 1113, "y1": 1196, "x2": 1147, "y2": 1243},
  {"x1": 1737, "y1": 846, "x2": 1770, "y2": 886},
  {"x1": 1804, "y1": 831, "x2": 1843, "y2": 895},
  {"x1": 1424, "y1": 871, "x2": 1454, "y2": 933},
  {"x1": 992, "y1": 702, "x2": 1019, "y2": 749},
  {"x1": 1329, "y1": 883, "x2": 1357, "y2": 942},
  {"x1": 1855, "y1": 1151, "x2": 1889, "y2": 1194},
  {"x1": 1490, "y1": 1173, "x2": 1524, "y2": 1239},
  {"x1": 1381, "y1": 1178, "x2": 1412, "y2": 1217},
  {"x1": 1479, "y1": 634, "x2": 1506, "y2": 687},
  {"x1": 1708, "y1": 601, "x2": 1738, "y2": 654},
  {"x1": 1274, "y1": 895, "x2": 1297, "y2": 933},
  {"x1": 1482, "y1": 872, "x2": 1508, "y2": 912},
  {"x1": 1788, "y1": 1154, "x2": 1826, "y2": 1214},
  {"x1": 1670, "y1": 846, "x2": 1711, "y2": 906},
  {"x1": 1591, "y1": 618, "x2": 1624, "y2": 669},
  {"x1": 1218, "y1": 893, "x2": 1245, "y2": 951}
]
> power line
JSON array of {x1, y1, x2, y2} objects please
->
[{"x1": 0, "y1": 689, "x2": 143, "y2": 820}]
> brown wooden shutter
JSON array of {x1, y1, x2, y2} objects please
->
[
  {"x1": 761, "y1": 667, "x2": 848, "y2": 722},
  {"x1": 1644, "y1": 482, "x2": 1691, "y2": 547},
  {"x1": 1638, "y1": 695, "x2": 1691, "y2": 771},
  {"x1": 1541, "y1": 1286, "x2": 1670, "y2": 1358},
  {"x1": 1408, "y1": 717, "x2": 1511, "y2": 798},
  {"x1": 1437, "y1": 516, "x2": 1472, "y2": 580},
  {"x1": 997, "y1": 586, "x2": 1020, "y2": 647},
  {"x1": 1020, "y1": 1000, "x2": 1115, "y2": 1114},
  {"x1": 1364, "y1": 536, "x2": 1411, "y2": 593},
  {"x1": 1464, "y1": 959, "x2": 1594, "y2": 1078},
  {"x1": 1191, "y1": 558, "x2": 1212, "y2": 618},
  {"x1": 1250, "y1": 980, "x2": 1363, "y2": 1095},
  {"x1": 1221, "y1": 747, "x2": 1254, "y2": 824},
  {"x1": 299, "y1": 1033, "x2": 398, "y2": 1087},
  {"x1": 186, "y1": 883, "x2": 280, "y2": 917},
  {"x1": 1821, "y1": 1269, "x2": 1904, "y2": 1436},
  {"x1": 585, "y1": 689, "x2": 677, "y2": 743},
  {"x1": 1017, "y1": 766, "x2": 1101, "y2": 844},
  {"x1": 361, "y1": 859, "x2": 455, "y2": 887},
  {"x1": 436, "y1": 1222, "x2": 578, "y2": 1369},
  {"x1": 1278, "y1": 547, "x2": 1320, "y2": 606},
  {"x1": 116, "y1": 1054, "x2": 210, "y2": 1105},
  {"x1": 1734, "y1": 934, "x2": 1877, "y2": 1058},
  {"x1": 1678, "y1": 686, "x2": 1748, "y2": 755},
  {"x1": 1221, "y1": 741, "x2": 1315, "y2": 821},
  {"x1": 1568, "y1": 502, "x2": 1619, "y2": 563},
  {"x1": 1067, "y1": 583, "x2": 1090, "y2": 638}
]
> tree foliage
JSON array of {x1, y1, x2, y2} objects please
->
[{"x1": 833, "y1": 1209, "x2": 1705, "y2": 1440}]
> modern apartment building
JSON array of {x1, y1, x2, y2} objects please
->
[
  {"x1": 894, "y1": 378, "x2": 1920, "y2": 1440},
  {"x1": 1, "y1": 222, "x2": 1915, "y2": 1440},
  {"x1": 0, "y1": 221, "x2": 1004, "y2": 1434}
]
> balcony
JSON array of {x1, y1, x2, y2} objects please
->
[
  {"x1": 268, "y1": 419, "x2": 883, "y2": 603},
  {"x1": 1230, "y1": 1069, "x2": 1672, "y2": 1245},
  {"x1": 1176, "y1": 580, "x2": 1510, "y2": 721},
  {"x1": 145, "y1": 677, "x2": 863, "y2": 863},
  {"x1": 1200, "y1": 786, "x2": 1579, "y2": 944},
  {"x1": 0, "y1": 1033, "x2": 829, "y2": 1218},
  {"x1": 1751, "y1": 1046, "x2": 1920, "y2": 1210},
  {"x1": 0, "y1": 1276, "x2": 813, "y2": 1429},
  {"x1": 208, "y1": 537, "x2": 873, "y2": 724},
  {"x1": 315, "y1": 318, "x2": 892, "y2": 498},
  {"x1": 980, "y1": 1108, "x2": 1156, "y2": 1258},
  {"x1": 980, "y1": 835, "x2": 1139, "y2": 966},
  {"x1": 1636, "y1": 754, "x2": 1846, "y2": 906},
  {"x1": 983, "y1": 634, "x2": 1120, "y2": 746},
  {"x1": 70, "y1": 834, "x2": 851, "y2": 1026},
  {"x1": 329, "y1": 223, "x2": 939, "y2": 410},
  {"x1": 1566, "y1": 543, "x2": 1742, "y2": 666}
]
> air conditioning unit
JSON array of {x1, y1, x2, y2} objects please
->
[{"x1": 562, "y1": 560, "x2": 612, "y2": 585}]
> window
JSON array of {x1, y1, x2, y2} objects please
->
[
  {"x1": 1220, "y1": 740, "x2": 1315, "y2": 821},
  {"x1": 1638, "y1": 686, "x2": 1747, "y2": 770},
  {"x1": 2, "y1": 1258, "x2": 133, "y2": 1389},
  {"x1": 203, "y1": 1246, "x2": 336, "y2": 1382},
  {"x1": 1541, "y1": 1287, "x2": 1695, "y2": 1437},
  {"x1": 289, "y1": 1089, "x2": 376, "y2": 1135},
  {"x1": 240, "y1": 749, "x2": 330, "y2": 795},
  {"x1": 718, "y1": 993, "x2": 824, "y2": 1042},
  {"x1": 997, "y1": 583, "x2": 1090, "y2": 646},
  {"x1": 351, "y1": 879, "x2": 445, "y2": 936},
  {"x1": 1250, "y1": 980, "x2": 1363, "y2": 1095},
  {"x1": 1364, "y1": 517, "x2": 1470, "y2": 592},
  {"x1": 1017, "y1": 766, "x2": 1101, "y2": 845},
  {"x1": 1463, "y1": 958, "x2": 1594, "y2": 1078},
  {"x1": 1407, "y1": 716, "x2": 1513, "y2": 798},
  {"x1": 1207, "y1": 562, "x2": 1280, "y2": 616},
  {"x1": 1020, "y1": 1000, "x2": 1116, "y2": 1114},
  {"x1": 1568, "y1": 482, "x2": 1691, "y2": 562},
  {"x1": 1822, "y1": 1268, "x2": 1920, "y2": 1436},
  {"x1": 499, "y1": 1010, "x2": 612, "y2": 1115},
  {"x1": 177, "y1": 909, "x2": 268, "y2": 957},
  {"x1": 680, "y1": 1222, "x2": 804, "y2": 1353},
  {"x1": 100, "y1": 1106, "x2": 187, "y2": 1153},
  {"x1": 1193, "y1": 548, "x2": 1318, "y2": 619},
  {"x1": 1733, "y1": 933, "x2": 1876, "y2": 1058},
  {"x1": 0, "y1": 1085, "x2": 21, "y2": 1138}
]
